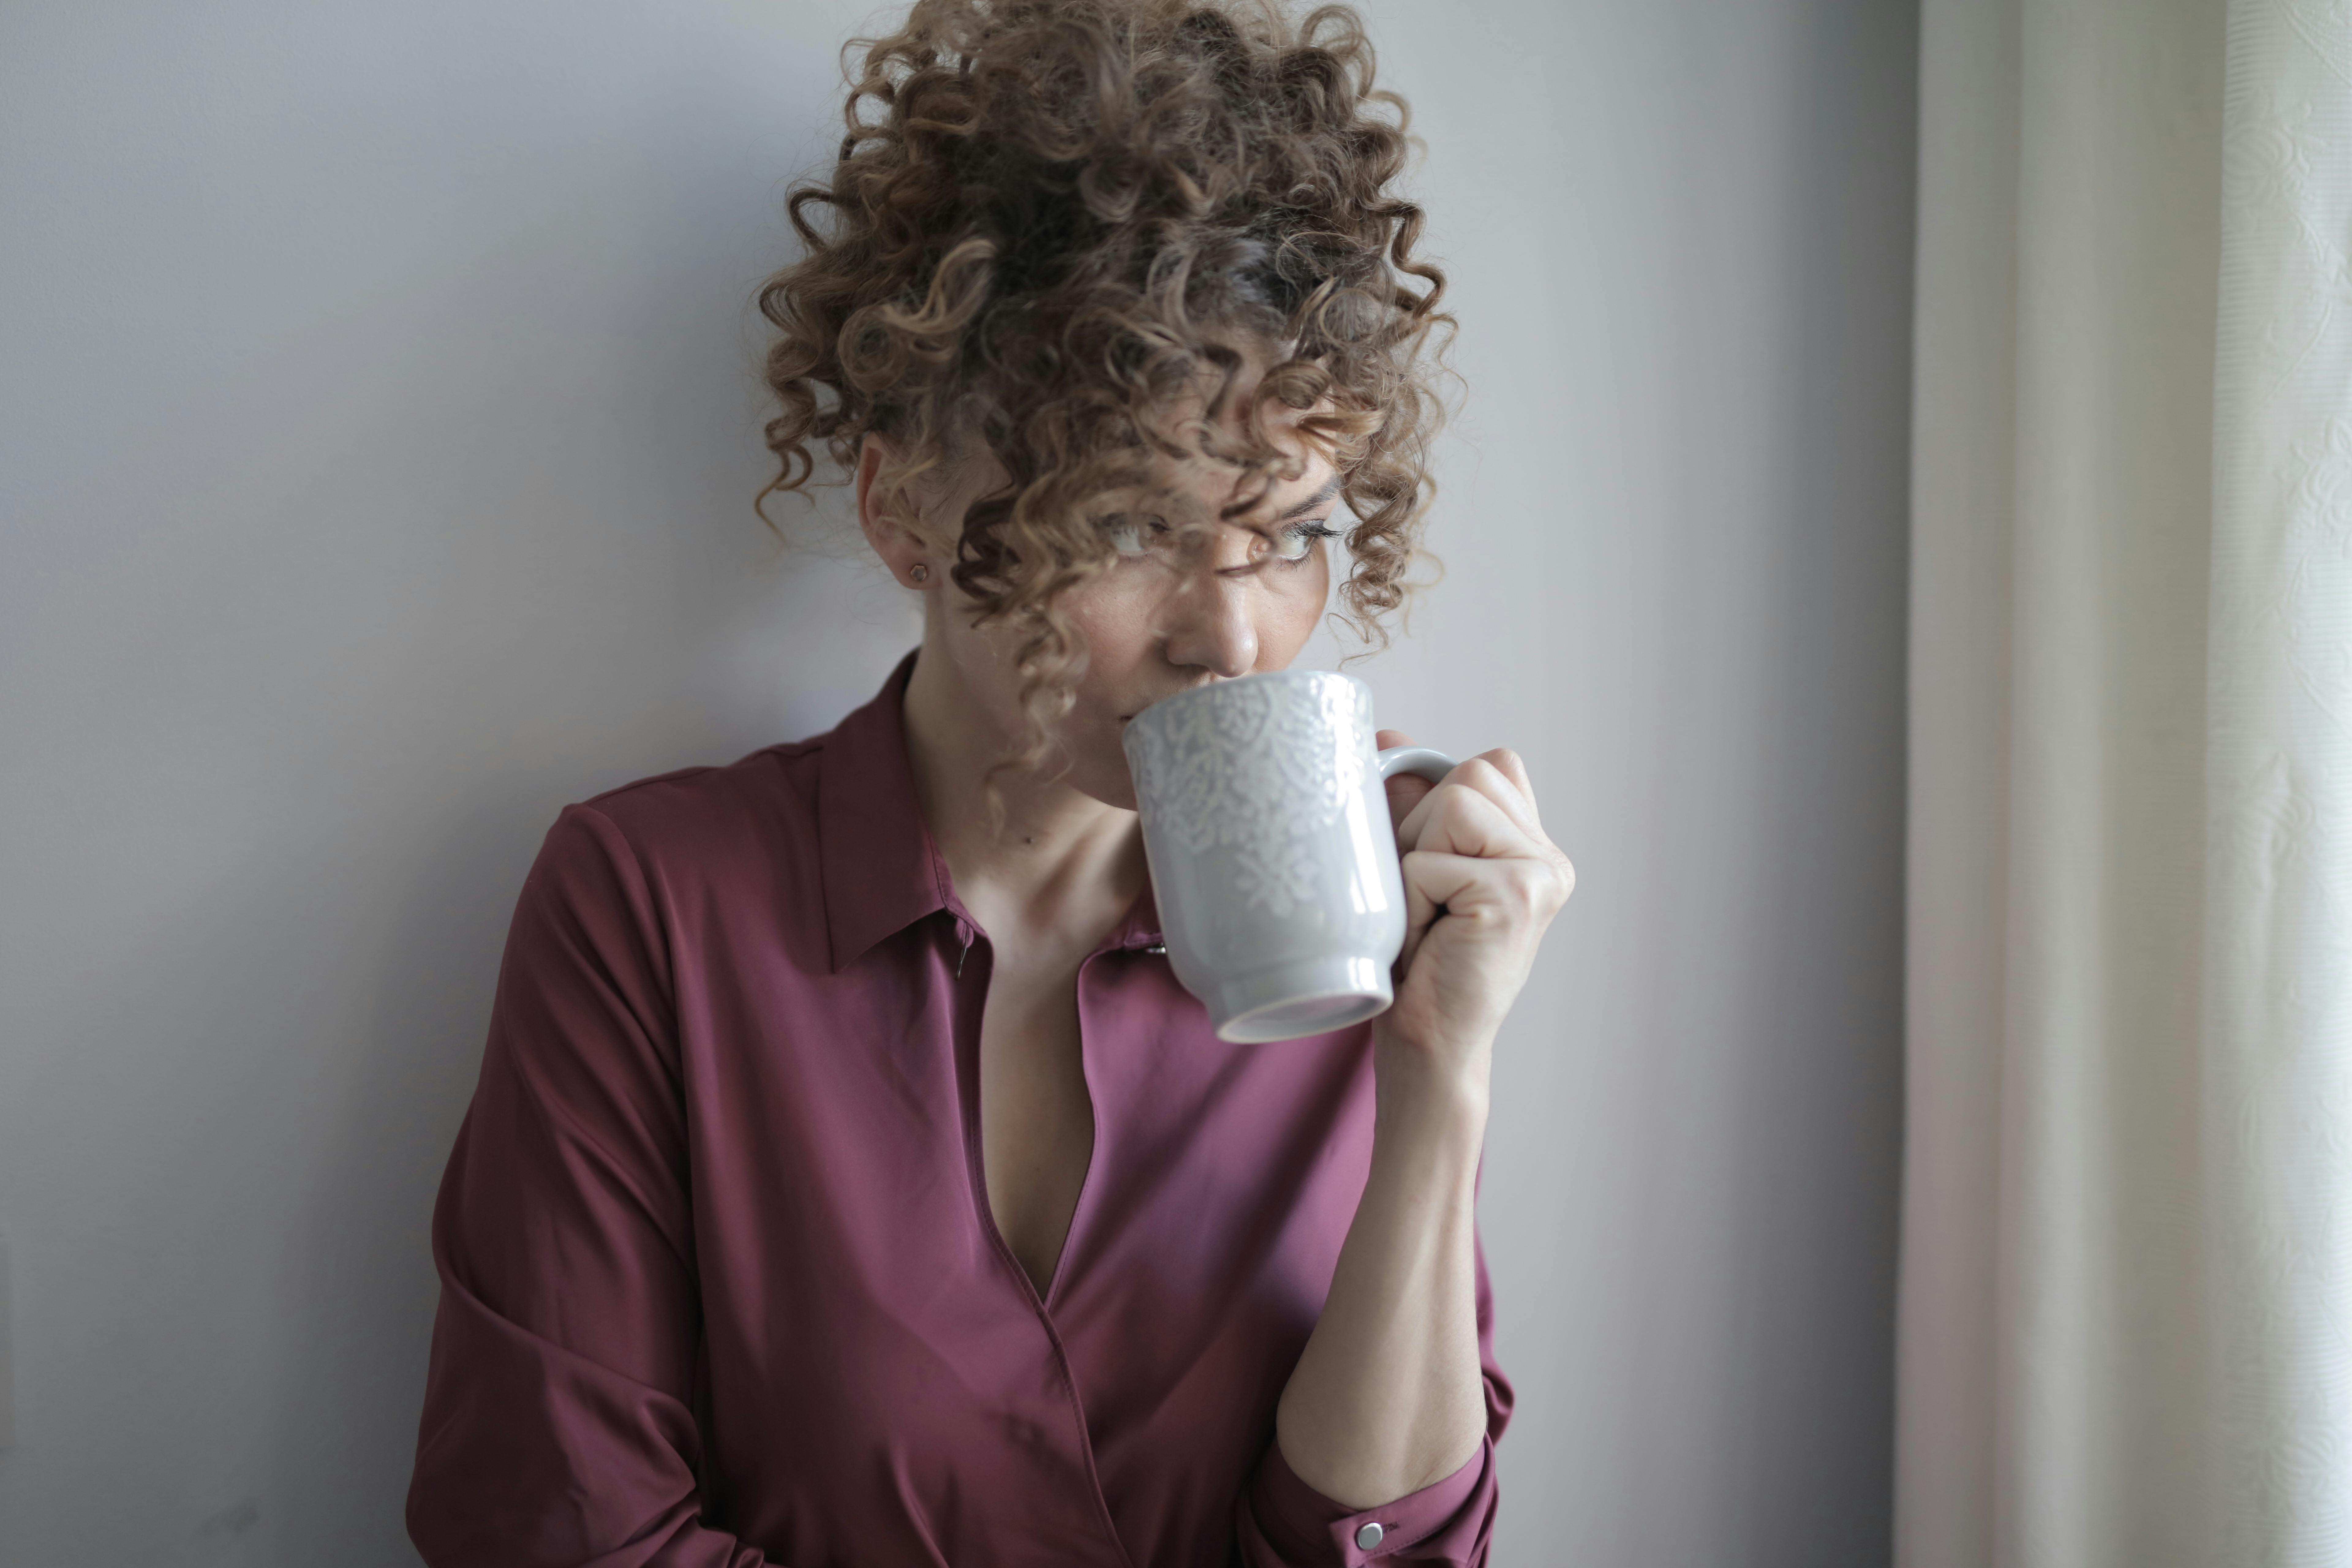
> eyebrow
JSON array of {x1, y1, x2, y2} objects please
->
[{"x1": 1270, "y1": 477, "x2": 1343, "y2": 522}]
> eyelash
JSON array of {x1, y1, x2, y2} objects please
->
[
  {"x1": 1101, "y1": 516, "x2": 1338, "y2": 564},
  {"x1": 1272, "y1": 520, "x2": 1339, "y2": 564}
]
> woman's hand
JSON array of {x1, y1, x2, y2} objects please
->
[{"x1": 1374, "y1": 729, "x2": 1576, "y2": 1093}]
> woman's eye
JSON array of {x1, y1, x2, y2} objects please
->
[
  {"x1": 1272, "y1": 521, "x2": 1338, "y2": 562},
  {"x1": 1100, "y1": 514, "x2": 1169, "y2": 558}
]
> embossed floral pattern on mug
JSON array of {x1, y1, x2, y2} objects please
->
[{"x1": 1124, "y1": 673, "x2": 1374, "y2": 918}]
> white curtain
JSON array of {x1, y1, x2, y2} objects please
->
[{"x1": 1899, "y1": 0, "x2": 2352, "y2": 1564}]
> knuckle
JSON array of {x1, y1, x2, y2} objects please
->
[
  {"x1": 1449, "y1": 757, "x2": 1505, "y2": 790},
  {"x1": 1486, "y1": 862, "x2": 1540, "y2": 916}
]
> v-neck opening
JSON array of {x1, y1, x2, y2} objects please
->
[
  {"x1": 954, "y1": 923, "x2": 1104, "y2": 1320},
  {"x1": 1036, "y1": 946, "x2": 1117, "y2": 1314}
]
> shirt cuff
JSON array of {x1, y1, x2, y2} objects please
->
[{"x1": 1238, "y1": 1435, "x2": 1494, "y2": 1566}]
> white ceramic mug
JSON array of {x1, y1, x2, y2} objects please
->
[{"x1": 1121, "y1": 669, "x2": 1458, "y2": 1043}]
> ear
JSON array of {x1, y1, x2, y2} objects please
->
[{"x1": 856, "y1": 433, "x2": 935, "y2": 587}]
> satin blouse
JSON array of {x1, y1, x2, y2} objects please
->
[{"x1": 405, "y1": 652, "x2": 1510, "y2": 1567}]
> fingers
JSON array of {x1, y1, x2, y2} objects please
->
[
  {"x1": 1394, "y1": 751, "x2": 1546, "y2": 852},
  {"x1": 1400, "y1": 847, "x2": 1564, "y2": 930},
  {"x1": 1370, "y1": 732, "x2": 1574, "y2": 1002},
  {"x1": 1382, "y1": 771, "x2": 1439, "y2": 829},
  {"x1": 1397, "y1": 772, "x2": 1533, "y2": 863},
  {"x1": 1474, "y1": 747, "x2": 1541, "y2": 829},
  {"x1": 1387, "y1": 753, "x2": 1574, "y2": 974},
  {"x1": 1374, "y1": 728, "x2": 1437, "y2": 829},
  {"x1": 1395, "y1": 846, "x2": 1573, "y2": 973}
]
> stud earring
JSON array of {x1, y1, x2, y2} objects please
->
[{"x1": 909, "y1": 563, "x2": 929, "y2": 583}]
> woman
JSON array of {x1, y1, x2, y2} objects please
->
[{"x1": 404, "y1": 2, "x2": 1572, "y2": 1564}]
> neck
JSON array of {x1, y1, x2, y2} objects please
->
[{"x1": 899, "y1": 625, "x2": 1144, "y2": 941}]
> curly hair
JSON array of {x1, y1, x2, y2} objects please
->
[{"x1": 756, "y1": 0, "x2": 1449, "y2": 767}]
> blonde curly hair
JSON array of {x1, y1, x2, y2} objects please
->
[{"x1": 756, "y1": 0, "x2": 1449, "y2": 766}]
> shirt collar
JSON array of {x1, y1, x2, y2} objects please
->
[
  {"x1": 817, "y1": 650, "x2": 955, "y2": 973},
  {"x1": 816, "y1": 649, "x2": 1167, "y2": 974}
]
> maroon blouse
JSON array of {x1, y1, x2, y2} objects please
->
[{"x1": 406, "y1": 653, "x2": 1510, "y2": 1567}]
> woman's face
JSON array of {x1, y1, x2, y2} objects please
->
[{"x1": 883, "y1": 396, "x2": 1343, "y2": 812}]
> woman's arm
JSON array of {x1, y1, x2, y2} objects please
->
[
  {"x1": 407, "y1": 806, "x2": 775, "y2": 1568},
  {"x1": 1274, "y1": 740, "x2": 1575, "y2": 1510},
  {"x1": 1275, "y1": 1041, "x2": 1492, "y2": 1507}
]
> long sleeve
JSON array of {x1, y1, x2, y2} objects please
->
[
  {"x1": 406, "y1": 804, "x2": 773, "y2": 1568},
  {"x1": 1233, "y1": 1240, "x2": 1513, "y2": 1568}
]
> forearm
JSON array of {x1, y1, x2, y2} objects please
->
[{"x1": 1273, "y1": 1033, "x2": 1492, "y2": 1511}]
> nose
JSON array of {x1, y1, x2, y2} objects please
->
[{"x1": 1159, "y1": 550, "x2": 1260, "y2": 680}]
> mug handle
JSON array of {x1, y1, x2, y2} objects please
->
[{"x1": 1376, "y1": 745, "x2": 1460, "y2": 786}]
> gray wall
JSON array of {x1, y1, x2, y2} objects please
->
[{"x1": 0, "y1": 3, "x2": 1914, "y2": 1564}]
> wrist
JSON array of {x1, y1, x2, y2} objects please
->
[
  {"x1": 1370, "y1": 1028, "x2": 1491, "y2": 1152},
  {"x1": 1372, "y1": 1019, "x2": 1492, "y2": 1106}
]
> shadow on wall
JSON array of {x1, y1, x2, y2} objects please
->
[
  {"x1": 266, "y1": 794, "x2": 557, "y2": 1560},
  {"x1": 2, "y1": 199, "x2": 911, "y2": 1566},
  {"x1": 236, "y1": 450, "x2": 910, "y2": 1562}
]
